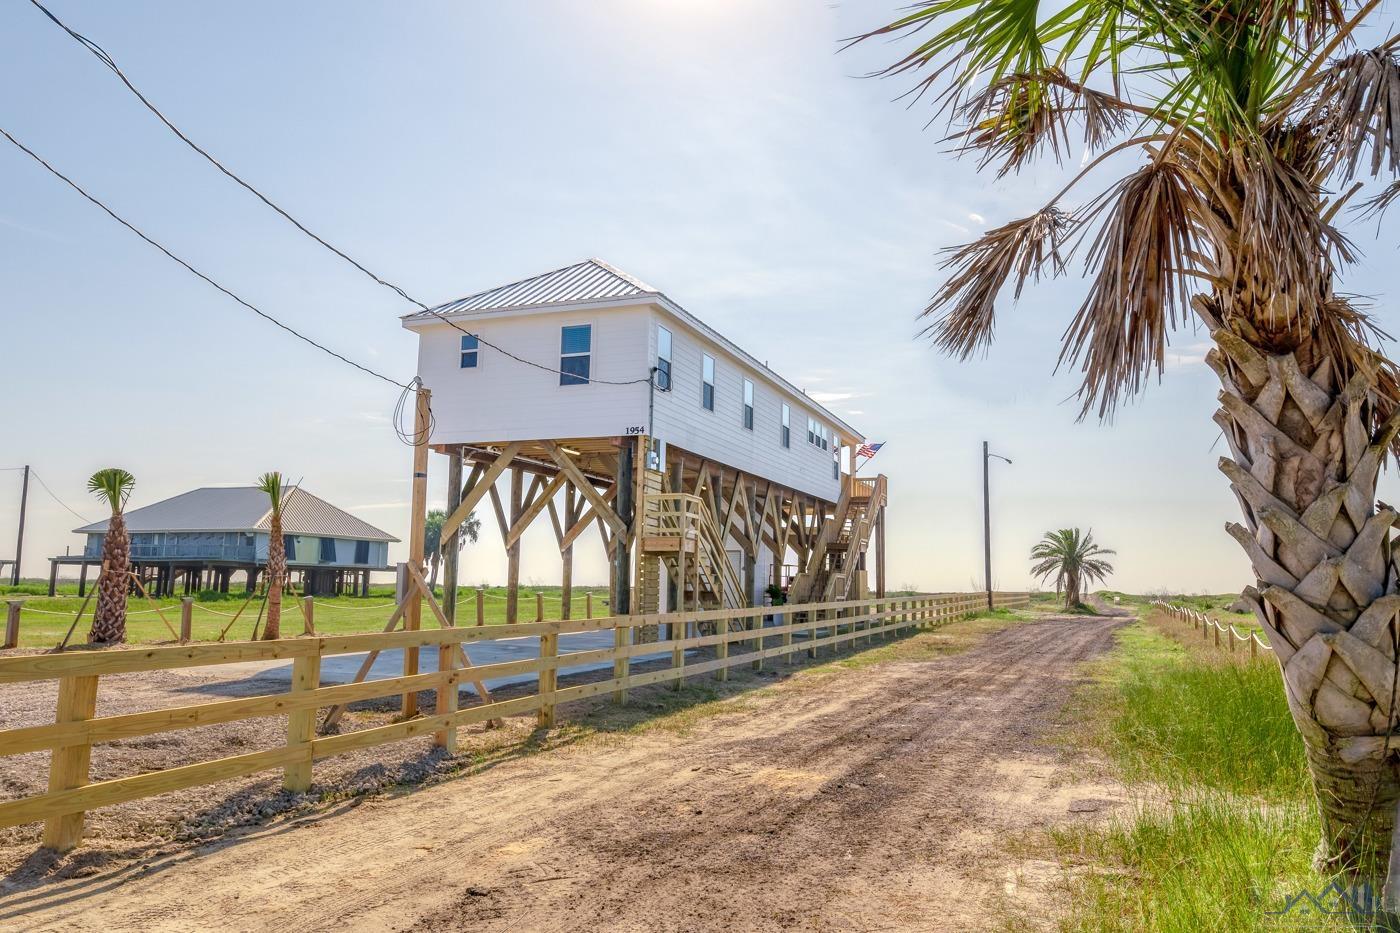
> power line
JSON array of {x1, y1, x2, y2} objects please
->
[
  {"x1": 0, "y1": 126, "x2": 408, "y2": 390},
  {"x1": 27, "y1": 0, "x2": 652, "y2": 388},
  {"x1": 29, "y1": 470, "x2": 92, "y2": 524}
]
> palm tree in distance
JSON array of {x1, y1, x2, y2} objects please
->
[
  {"x1": 1030, "y1": 529, "x2": 1115, "y2": 610},
  {"x1": 424, "y1": 508, "x2": 480, "y2": 594},
  {"x1": 257, "y1": 472, "x2": 286, "y2": 640},
  {"x1": 86, "y1": 468, "x2": 134, "y2": 644},
  {"x1": 853, "y1": 0, "x2": 1400, "y2": 880}
]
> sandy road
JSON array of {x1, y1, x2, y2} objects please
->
[{"x1": 2, "y1": 614, "x2": 1124, "y2": 932}]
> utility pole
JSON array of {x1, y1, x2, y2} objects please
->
[
  {"x1": 982, "y1": 443, "x2": 1012, "y2": 610},
  {"x1": 13, "y1": 465, "x2": 29, "y2": 586}
]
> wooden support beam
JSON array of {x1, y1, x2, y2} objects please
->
[
  {"x1": 505, "y1": 470, "x2": 569, "y2": 548},
  {"x1": 506, "y1": 468, "x2": 523, "y2": 624},
  {"x1": 560, "y1": 485, "x2": 617, "y2": 550},
  {"x1": 403, "y1": 387, "x2": 432, "y2": 721},
  {"x1": 439, "y1": 441, "x2": 524, "y2": 545},
  {"x1": 543, "y1": 441, "x2": 626, "y2": 538}
]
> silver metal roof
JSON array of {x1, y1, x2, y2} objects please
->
[
  {"x1": 76, "y1": 486, "x2": 398, "y2": 542},
  {"x1": 405, "y1": 258, "x2": 659, "y2": 319},
  {"x1": 402, "y1": 259, "x2": 866, "y2": 442}
]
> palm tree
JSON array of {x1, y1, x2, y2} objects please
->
[
  {"x1": 257, "y1": 472, "x2": 286, "y2": 640},
  {"x1": 855, "y1": 0, "x2": 1400, "y2": 879},
  {"x1": 424, "y1": 508, "x2": 480, "y2": 594},
  {"x1": 1030, "y1": 529, "x2": 1115, "y2": 610},
  {"x1": 86, "y1": 468, "x2": 134, "y2": 644}
]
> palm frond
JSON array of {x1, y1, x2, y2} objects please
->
[
  {"x1": 1060, "y1": 159, "x2": 1204, "y2": 418},
  {"x1": 87, "y1": 468, "x2": 134, "y2": 515},
  {"x1": 1300, "y1": 46, "x2": 1400, "y2": 179},
  {"x1": 922, "y1": 205, "x2": 1072, "y2": 359},
  {"x1": 257, "y1": 471, "x2": 285, "y2": 518},
  {"x1": 953, "y1": 67, "x2": 1134, "y2": 175}
]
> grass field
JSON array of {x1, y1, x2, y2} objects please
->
[
  {"x1": 1036, "y1": 609, "x2": 1352, "y2": 931},
  {"x1": 0, "y1": 582, "x2": 613, "y2": 648}
]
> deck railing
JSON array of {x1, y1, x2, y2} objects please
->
[{"x1": 0, "y1": 591, "x2": 1030, "y2": 852}]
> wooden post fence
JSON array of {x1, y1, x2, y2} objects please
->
[
  {"x1": 4, "y1": 600, "x2": 20, "y2": 650},
  {"x1": 0, "y1": 591, "x2": 1030, "y2": 853},
  {"x1": 179, "y1": 597, "x2": 193, "y2": 645}
]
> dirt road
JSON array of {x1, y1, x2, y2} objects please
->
[{"x1": 2, "y1": 614, "x2": 1125, "y2": 932}]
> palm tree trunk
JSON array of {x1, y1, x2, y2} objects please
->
[
  {"x1": 89, "y1": 512, "x2": 129, "y2": 643},
  {"x1": 1209, "y1": 302, "x2": 1400, "y2": 877},
  {"x1": 263, "y1": 527, "x2": 284, "y2": 640},
  {"x1": 1065, "y1": 568, "x2": 1082, "y2": 611}
]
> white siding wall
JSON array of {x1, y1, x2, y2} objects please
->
[
  {"x1": 648, "y1": 309, "x2": 842, "y2": 502},
  {"x1": 413, "y1": 306, "x2": 652, "y2": 444}
]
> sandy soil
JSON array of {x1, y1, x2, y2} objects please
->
[{"x1": 0, "y1": 613, "x2": 1126, "y2": 932}]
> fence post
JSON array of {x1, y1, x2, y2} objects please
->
[
  {"x1": 716, "y1": 613, "x2": 730, "y2": 681},
  {"x1": 1251, "y1": 634, "x2": 1258, "y2": 660},
  {"x1": 302, "y1": 596, "x2": 315, "y2": 636},
  {"x1": 539, "y1": 626, "x2": 559, "y2": 727},
  {"x1": 42, "y1": 674, "x2": 99, "y2": 851},
  {"x1": 283, "y1": 653, "x2": 321, "y2": 792},
  {"x1": 1213, "y1": 623, "x2": 1219, "y2": 648},
  {"x1": 179, "y1": 597, "x2": 193, "y2": 644},
  {"x1": 672, "y1": 612, "x2": 686, "y2": 690},
  {"x1": 613, "y1": 620, "x2": 630, "y2": 705},
  {"x1": 1228, "y1": 626, "x2": 1236, "y2": 652},
  {"x1": 4, "y1": 600, "x2": 20, "y2": 649},
  {"x1": 435, "y1": 638, "x2": 459, "y2": 752},
  {"x1": 536, "y1": 592, "x2": 544, "y2": 623},
  {"x1": 476, "y1": 588, "x2": 485, "y2": 626},
  {"x1": 752, "y1": 608, "x2": 764, "y2": 671}
]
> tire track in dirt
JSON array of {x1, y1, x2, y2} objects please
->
[{"x1": 3, "y1": 614, "x2": 1124, "y2": 932}]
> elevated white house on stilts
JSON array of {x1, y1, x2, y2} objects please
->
[{"x1": 403, "y1": 259, "x2": 887, "y2": 624}]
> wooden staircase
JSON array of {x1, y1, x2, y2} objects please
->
[
  {"x1": 788, "y1": 474, "x2": 887, "y2": 604},
  {"x1": 639, "y1": 479, "x2": 746, "y2": 613}
]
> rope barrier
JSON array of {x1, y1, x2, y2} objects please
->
[{"x1": 1151, "y1": 599, "x2": 1275, "y2": 654}]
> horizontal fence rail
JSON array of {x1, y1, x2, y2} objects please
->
[
  {"x1": 0, "y1": 592, "x2": 1030, "y2": 852},
  {"x1": 1151, "y1": 600, "x2": 1273, "y2": 659}
]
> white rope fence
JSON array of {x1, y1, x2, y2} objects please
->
[{"x1": 1150, "y1": 600, "x2": 1273, "y2": 658}]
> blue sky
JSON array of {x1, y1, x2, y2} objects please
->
[{"x1": 3, "y1": 0, "x2": 1399, "y2": 595}]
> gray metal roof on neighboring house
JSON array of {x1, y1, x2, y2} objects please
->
[
  {"x1": 404, "y1": 258, "x2": 659, "y2": 319},
  {"x1": 75, "y1": 486, "x2": 398, "y2": 542}
]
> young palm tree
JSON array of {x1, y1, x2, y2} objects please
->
[
  {"x1": 1030, "y1": 529, "x2": 1115, "y2": 610},
  {"x1": 257, "y1": 472, "x2": 286, "y2": 640},
  {"x1": 86, "y1": 468, "x2": 134, "y2": 644},
  {"x1": 424, "y1": 508, "x2": 480, "y2": 594},
  {"x1": 856, "y1": 0, "x2": 1400, "y2": 880}
]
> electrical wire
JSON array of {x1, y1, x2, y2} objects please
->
[
  {"x1": 29, "y1": 469, "x2": 92, "y2": 523},
  {"x1": 27, "y1": 0, "x2": 652, "y2": 388},
  {"x1": 0, "y1": 126, "x2": 409, "y2": 391}
]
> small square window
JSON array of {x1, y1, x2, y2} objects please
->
[{"x1": 460, "y1": 334, "x2": 479, "y2": 368}]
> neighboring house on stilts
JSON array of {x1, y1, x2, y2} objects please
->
[{"x1": 51, "y1": 486, "x2": 397, "y2": 597}]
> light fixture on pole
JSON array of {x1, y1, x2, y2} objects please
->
[{"x1": 983, "y1": 442, "x2": 1012, "y2": 610}]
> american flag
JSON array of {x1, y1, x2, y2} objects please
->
[{"x1": 856, "y1": 441, "x2": 884, "y2": 459}]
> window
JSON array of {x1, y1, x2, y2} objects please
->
[
  {"x1": 701, "y1": 354, "x2": 715, "y2": 411},
  {"x1": 559, "y1": 325, "x2": 591, "y2": 386},
  {"x1": 354, "y1": 540, "x2": 370, "y2": 564},
  {"x1": 319, "y1": 537, "x2": 337, "y2": 563},
  {"x1": 808, "y1": 420, "x2": 829, "y2": 450},
  {"x1": 459, "y1": 334, "x2": 479, "y2": 368},
  {"x1": 807, "y1": 417, "x2": 816, "y2": 446},
  {"x1": 833, "y1": 443, "x2": 840, "y2": 479},
  {"x1": 283, "y1": 534, "x2": 297, "y2": 561},
  {"x1": 821, "y1": 425, "x2": 830, "y2": 451},
  {"x1": 742, "y1": 379, "x2": 754, "y2": 430},
  {"x1": 781, "y1": 403, "x2": 790, "y2": 448},
  {"x1": 656, "y1": 326, "x2": 672, "y2": 391}
]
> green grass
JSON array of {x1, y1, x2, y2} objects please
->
[
  {"x1": 1037, "y1": 620, "x2": 1356, "y2": 931},
  {"x1": 0, "y1": 583, "x2": 613, "y2": 647},
  {"x1": 1093, "y1": 624, "x2": 1308, "y2": 800}
]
